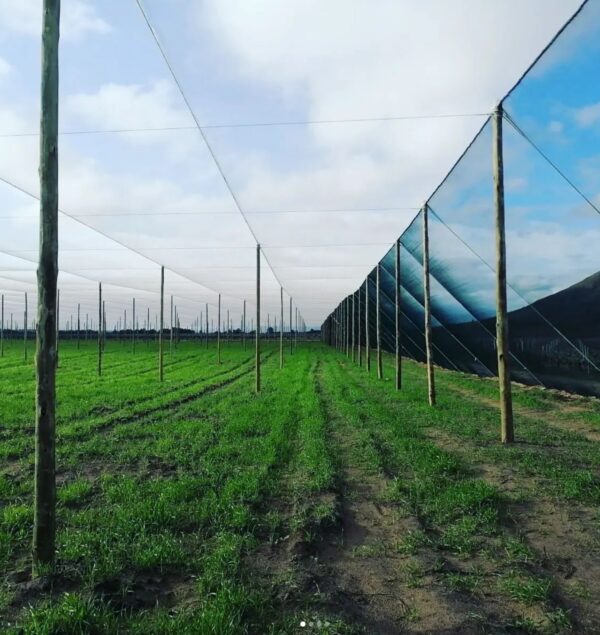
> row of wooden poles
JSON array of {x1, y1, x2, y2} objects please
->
[
  {"x1": 29, "y1": 1, "x2": 310, "y2": 573},
  {"x1": 0, "y1": 290, "x2": 306, "y2": 361},
  {"x1": 322, "y1": 104, "x2": 513, "y2": 447}
]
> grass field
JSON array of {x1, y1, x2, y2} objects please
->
[{"x1": 2, "y1": 339, "x2": 600, "y2": 633}]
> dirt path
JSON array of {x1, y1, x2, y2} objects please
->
[
  {"x1": 425, "y1": 426, "x2": 600, "y2": 633},
  {"x1": 305, "y1": 370, "x2": 488, "y2": 635}
]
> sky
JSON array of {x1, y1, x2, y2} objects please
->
[{"x1": 0, "y1": 0, "x2": 595, "y2": 330}]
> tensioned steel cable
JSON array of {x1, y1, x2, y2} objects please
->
[
  {"x1": 503, "y1": 110, "x2": 600, "y2": 217},
  {"x1": 0, "y1": 112, "x2": 490, "y2": 138},
  {"x1": 428, "y1": 205, "x2": 600, "y2": 373},
  {"x1": 352, "y1": 217, "x2": 544, "y2": 384},
  {"x1": 378, "y1": 254, "x2": 496, "y2": 378},
  {"x1": 0, "y1": 244, "x2": 225, "y2": 309},
  {"x1": 0, "y1": 174, "x2": 236, "y2": 301},
  {"x1": 134, "y1": 0, "x2": 289, "y2": 298}
]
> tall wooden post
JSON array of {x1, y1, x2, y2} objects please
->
[
  {"x1": 395, "y1": 238, "x2": 401, "y2": 390},
  {"x1": 159, "y1": 266, "x2": 164, "y2": 381},
  {"x1": 217, "y1": 294, "x2": 221, "y2": 364},
  {"x1": 205, "y1": 303, "x2": 209, "y2": 349},
  {"x1": 423, "y1": 204, "x2": 436, "y2": 406},
  {"x1": 98, "y1": 283, "x2": 102, "y2": 376},
  {"x1": 76, "y1": 303, "x2": 80, "y2": 350},
  {"x1": 376, "y1": 266, "x2": 383, "y2": 379},
  {"x1": 357, "y1": 287, "x2": 362, "y2": 366},
  {"x1": 365, "y1": 279, "x2": 371, "y2": 372},
  {"x1": 132, "y1": 297, "x2": 136, "y2": 353},
  {"x1": 33, "y1": 0, "x2": 60, "y2": 573},
  {"x1": 24, "y1": 292, "x2": 28, "y2": 361},
  {"x1": 256, "y1": 244, "x2": 261, "y2": 393},
  {"x1": 289, "y1": 297, "x2": 293, "y2": 355},
  {"x1": 55, "y1": 288, "x2": 59, "y2": 365},
  {"x1": 493, "y1": 103, "x2": 514, "y2": 443},
  {"x1": 169, "y1": 295, "x2": 173, "y2": 356},
  {"x1": 351, "y1": 293, "x2": 355, "y2": 362},
  {"x1": 279, "y1": 287, "x2": 284, "y2": 369}
]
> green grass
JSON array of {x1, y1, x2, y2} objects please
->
[{"x1": 0, "y1": 340, "x2": 598, "y2": 632}]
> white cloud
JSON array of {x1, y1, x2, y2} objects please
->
[
  {"x1": 64, "y1": 81, "x2": 191, "y2": 131},
  {"x1": 572, "y1": 102, "x2": 600, "y2": 128},
  {"x1": 0, "y1": 0, "x2": 110, "y2": 40}
]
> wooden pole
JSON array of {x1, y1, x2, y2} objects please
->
[
  {"x1": 169, "y1": 295, "x2": 173, "y2": 356},
  {"x1": 365, "y1": 279, "x2": 371, "y2": 372},
  {"x1": 423, "y1": 204, "x2": 436, "y2": 406},
  {"x1": 243, "y1": 300, "x2": 246, "y2": 349},
  {"x1": 280, "y1": 287, "x2": 284, "y2": 369},
  {"x1": 351, "y1": 292, "x2": 355, "y2": 362},
  {"x1": 159, "y1": 266, "x2": 164, "y2": 381},
  {"x1": 256, "y1": 244, "x2": 261, "y2": 393},
  {"x1": 33, "y1": 0, "x2": 60, "y2": 573},
  {"x1": 55, "y1": 289, "x2": 59, "y2": 365},
  {"x1": 98, "y1": 283, "x2": 102, "y2": 376},
  {"x1": 493, "y1": 103, "x2": 514, "y2": 444},
  {"x1": 377, "y1": 266, "x2": 383, "y2": 378},
  {"x1": 395, "y1": 238, "x2": 401, "y2": 390},
  {"x1": 289, "y1": 297, "x2": 293, "y2": 355},
  {"x1": 132, "y1": 297, "x2": 136, "y2": 353},
  {"x1": 357, "y1": 287, "x2": 362, "y2": 366},
  {"x1": 23, "y1": 292, "x2": 28, "y2": 361},
  {"x1": 76, "y1": 303, "x2": 80, "y2": 350},
  {"x1": 217, "y1": 294, "x2": 221, "y2": 363}
]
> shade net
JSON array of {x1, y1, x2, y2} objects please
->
[{"x1": 326, "y1": 0, "x2": 600, "y2": 397}]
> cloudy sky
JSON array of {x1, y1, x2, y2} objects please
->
[{"x1": 0, "y1": 0, "x2": 594, "y2": 331}]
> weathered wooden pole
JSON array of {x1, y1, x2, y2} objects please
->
[
  {"x1": 159, "y1": 266, "x2": 164, "y2": 381},
  {"x1": 98, "y1": 283, "x2": 102, "y2": 376},
  {"x1": 376, "y1": 265, "x2": 383, "y2": 379},
  {"x1": 217, "y1": 294, "x2": 221, "y2": 364},
  {"x1": 365, "y1": 279, "x2": 371, "y2": 372},
  {"x1": 205, "y1": 303, "x2": 209, "y2": 349},
  {"x1": 243, "y1": 300, "x2": 246, "y2": 349},
  {"x1": 351, "y1": 292, "x2": 355, "y2": 362},
  {"x1": 493, "y1": 103, "x2": 514, "y2": 444},
  {"x1": 33, "y1": 0, "x2": 60, "y2": 574},
  {"x1": 357, "y1": 287, "x2": 362, "y2": 366},
  {"x1": 55, "y1": 289, "x2": 60, "y2": 366},
  {"x1": 280, "y1": 287, "x2": 284, "y2": 369},
  {"x1": 24, "y1": 292, "x2": 28, "y2": 361},
  {"x1": 422, "y1": 204, "x2": 436, "y2": 406},
  {"x1": 256, "y1": 244, "x2": 261, "y2": 393},
  {"x1": 169, "y1": 295, "x2": 173, "y2": 356},
  {"x1": 289, "y1": 297, "x2": 293, "y2": 355},
  {"x1": 395, "y1": 238, "x2": 402, "y2": 390}
]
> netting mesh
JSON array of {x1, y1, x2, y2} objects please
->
[{"x1": 327, "y1": 0, "x2": 600, "y2": 396}]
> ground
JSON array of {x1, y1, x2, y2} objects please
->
[{"x1": 1, "y1": 338, "x2": 600, "y2": 634}]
